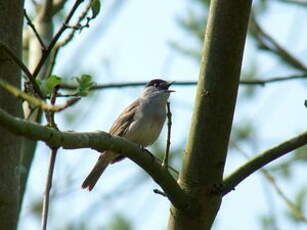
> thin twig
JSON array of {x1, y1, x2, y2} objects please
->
[
  {"x1": 46, "y1": 85, "x2": 60, "y2": 129},
  {"x1": 163, "y1": 102, "x2": 172, "y2": 168},
  {"x1": 41, "y1": 148, "x2": 58, "y2": 230},
  {"x1": 46, "y1": 0, "x2": 93, "y2": 77},
  {"x1": 59, "y1": 73, "x2": 307, "y2": 91},
  {"x1": 262, "y1": 170, "x2": 307, "y2": 222},
  {"x1": 0, "y1": 42, "x2": 44, "y2": 98},
  {"x1": 32, "y1": 0, "x2": 84, "y2": 79},
  {"x1": 0, "y1": 79, "x2": 80, "y2": 112},
  {"x1": 42, "y1": 79, "x2": 61, "y2": 230},
  {"x1": 24, "y1": 9, "x2": 46, "y2": 50},
  {"x1": 240, "y1": 73, "x2": 307, "y2": 85}
]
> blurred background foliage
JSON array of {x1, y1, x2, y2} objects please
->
[{"x1": 19, "y1": 0, "x2": 306, "y2": 229}]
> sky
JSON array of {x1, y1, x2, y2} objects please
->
[{"x1": 20, "y1": 0, "x2": 307, "y2": 229}]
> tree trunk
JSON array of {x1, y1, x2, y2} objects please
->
[
  {"x1": 0, "y1": 0, "x2": 24, "y2": 229},
  {"x1": 167, "y1": 0, "x2": 252, "y2": 229}
]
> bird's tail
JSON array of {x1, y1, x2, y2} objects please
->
[{"x1": 82, "y1": 152, "x2": 115, "y2": 191}]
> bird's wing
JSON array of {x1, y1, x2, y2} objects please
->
[{"x1": 109, "y1": 99, "x2": 140, "y2": 136}]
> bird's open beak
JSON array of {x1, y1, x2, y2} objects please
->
[{"x1": 165, "y1": 81, "x2": 175, "y2": 92}]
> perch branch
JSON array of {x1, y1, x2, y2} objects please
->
[{"x1": 0, "y1": 108, "x2": 191, "y2": 211}]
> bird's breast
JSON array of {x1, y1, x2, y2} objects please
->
[{"x1": 125, "y1": 102, "x2": 166, "y2": 146}]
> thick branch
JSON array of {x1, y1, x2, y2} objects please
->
[
  {"x1": 0, "y1": 108, "x2": 190, "y2": 211},
  {"x1": 222, "y1": 131, "x2": 307, "y2": 195},
  {"x1": 168, "y1": 0, "x2": 252, "y2": 229}
]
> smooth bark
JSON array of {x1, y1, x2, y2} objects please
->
[
  {"x1": 0, "y1": 1, "x2": 24, "y2": 229},
  {"x1": 167, "y1": 0, "x2": 252, "y2": 229}
]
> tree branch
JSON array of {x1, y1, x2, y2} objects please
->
[
  {"x1": 168, "y1": 0, "x2": 253, "y2": 229},
  {"x1": 59, "y1": 73, "x2": 307, "y2": 91},
  {"x1": 24, "y1": 9, "x2": 46, "y2": 50},
  {"x1": 222, "y1": 131, "x2": 307, "y2": 195},
  {"x1": 47, "y1": 0, "x2": 93, "y2": 77},
  {"x1": 0, "y1": 42, "x2": 44, "y2": 98},
  {"x1": 240, "y1": 73, "x2": 307, "y2": 85},
  {"x1": 0, "y1": 79, "x2": 80, "y2": 112},
  {"x1": 32, "y1": 0, "x2": 84, "y2": 79},
  {"x1": 41, "y1": 148, "x2": 58, "y2": 230},
  {"x1": 250, "y1": 14, "x2": 307, "y2": 72},
  {"x1": 163, "y1": 102, "x2": 172, "y2": 168},
  {"x1": 0, "y1": 108, "x2": 191, "y2": 211}
]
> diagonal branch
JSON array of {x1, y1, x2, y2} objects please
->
[
  {"x1": 32, "y1": 0, "x2": 84, "y2": 79},
  {"x1": 0, "y1": 42, "x2": 44, "y2": 98},
  {"x1": 222, "y1": 131, "x2": 307, "y2": 195},
  {"x1": 0, "y1": 108, "x2": 191, "y2": 211},
  {"x1": 47, "y1": 0, "x2": 93, "y2": 77},
  {"x1": 250, "y1": 14, "x2": 307, "y2": 72},
  {"x1": 24, "y1": 9, "x2": 46, "y2": 50}
]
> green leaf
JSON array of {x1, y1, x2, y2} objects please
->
[
  {"x1": 40, "y1": 75, "x2": 62, "y2": 96},
  {"x1": 75, "y1": 74, "x2": 95, "y2": 96},
  {"x1": 91, "y1": 0, "x2": 101, "y2": 19}
]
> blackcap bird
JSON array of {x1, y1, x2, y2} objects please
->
[{"x1": 82, "y1": 79, "x2": 174, "y2": 190}]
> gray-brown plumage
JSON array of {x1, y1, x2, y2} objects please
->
[{"x1": 82, "y1": 79, "x2": 174, "y2": 191}]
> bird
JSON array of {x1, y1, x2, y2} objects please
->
[{"x1": 82, "y1": 79, "x2": 174, "y2": 191}]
